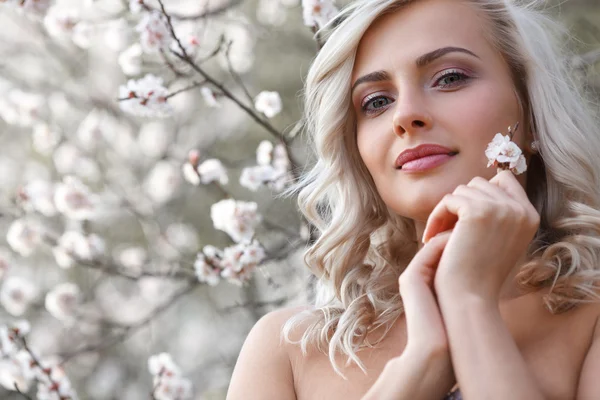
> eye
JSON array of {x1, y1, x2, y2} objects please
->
[
  {"x1": 434, "y1": 69, "x2": 471, "y2": 89},
  {"x1": 361, "y1": 94, "x2": 393, "y2": 115}
]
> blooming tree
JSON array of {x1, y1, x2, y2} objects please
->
[{"x1": 0, "y1": 0, "x2": 597, "y2": 398}]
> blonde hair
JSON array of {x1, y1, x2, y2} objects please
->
[{"x1": 282, "y1": 0, "x2": 600, "y2": 376}]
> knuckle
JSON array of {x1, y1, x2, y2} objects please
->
[{"x1": 469, "y1": 176, "x2": 487, "y2": 186}]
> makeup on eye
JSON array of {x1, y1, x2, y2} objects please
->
[{"x1": 358, "y1": 68, "x2": 473, "y2": 115}]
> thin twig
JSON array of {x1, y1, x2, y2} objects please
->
[{"x1": 59, "y1": 283, "x2": 198, "y2": 364}]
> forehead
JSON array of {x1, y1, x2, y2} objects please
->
[{"x1": 352, "y1": 0, "x2": 491, "y2": 80}]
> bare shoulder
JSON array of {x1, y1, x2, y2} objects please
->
[{"x1": 226, "y1": 305, "x2": 310, "y2": 400}]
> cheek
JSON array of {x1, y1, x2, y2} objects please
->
[
  {"x1": 356, "y1": 129, "x2": 381, "y2": 176},
  {"x1": 439, "y1": 82, "x2": 520, "y2": 146}
]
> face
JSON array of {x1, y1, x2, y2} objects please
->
[{"x1": 351, "y1": 0, "x2": 527, "y2": 224}]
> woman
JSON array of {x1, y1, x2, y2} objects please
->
[{"x1": 228, "y1": 0, "x2": 600, "y2": 398}]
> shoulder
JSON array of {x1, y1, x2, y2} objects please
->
[
  {"x1": 575, "y1": 301, "x2": 600, "y2": 398},
  {"x1": 226, "y1": 305, "x2": 310, "y2": 400}
]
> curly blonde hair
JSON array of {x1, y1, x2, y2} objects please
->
[{"x1": 282, "y1": 0, "x2": 600, "y2": 376}]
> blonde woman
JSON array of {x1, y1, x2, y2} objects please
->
[{"x1": 227, "y1": 0, "x2": 600, "y2": 398}]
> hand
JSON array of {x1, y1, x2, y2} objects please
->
[
  {"x1": 422, "y1": 170, "x2": 540, "y2": 301},
  {"x1": 364, "y1": 232, "x2": 455, "y2": 400},
  {"x1": 399, "y1": 231, "x2": 453, "y2": 355}
]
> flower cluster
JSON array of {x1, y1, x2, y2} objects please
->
[
  {"x1": 302, "y1": 0, "x2": 339, "y2": 29},
  {"x1": 0, "y1": 320, "x2": 78, "y2": 398},
  {"x1": 54, "y1": 176, "x2": 99, "y2": 221},
  {"x1": 182, "y1": 150, "x2": 229, "y2": 186},
  {"x1": 44, "y1": 283, "x2": 81, "y2": 322},
  {"x1": 118, "y1": 74, "x2": 173, "y2": 118},
  {"x1": 53, "y1": 231, "x2": 105, "y2": 269},
  {"x1": 148, "y1": 353, "x2": 193, "y2": 400},
  {"x1": 485, "y1": 123, "x2": 527, "y2": 175},
  {"x1": 2, "y1": 0, "x2": 53, "y2": 16},
  {"x1": 210, "y1": 199, "x2": 262, "y2": 243},
  {"x1": 240, "y1": 140, "x2": 293, "y2": 192},
  {"x1": 135, "y1": 12, "x2": 173, "y2": 54},
  {"x1": 254, "y1": 91, "x2": 282, "y2": 118},
  {"x1": 194, "y1": 240, "x2": 266, "y2": 286}
]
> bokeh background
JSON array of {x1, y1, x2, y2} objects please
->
[{"x1": 0, "y1": 0, "x2": 598, "y2": 399}]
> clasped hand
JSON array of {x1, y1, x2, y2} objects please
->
[{"x1": 422, "y1": 170, "x2": 540, "y2": 302}]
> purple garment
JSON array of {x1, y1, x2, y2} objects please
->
[{"x1": 444, "y1": 388, "x2": 462, "y2": 400}]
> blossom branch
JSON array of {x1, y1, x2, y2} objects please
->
[{"x1": 59, "y1": 283, "x2": 198, "y2": 364}]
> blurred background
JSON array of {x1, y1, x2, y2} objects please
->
[{"x1": 0, "y1": 0, "x2": 598, "y2": 399}]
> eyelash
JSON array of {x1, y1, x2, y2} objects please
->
[{"x1": 360, "y1": 70, "x2": 471, "y2": 115}]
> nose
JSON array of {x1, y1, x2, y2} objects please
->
[{"x1": 392, "y1": 92, "x2": 433, "y2": 136}]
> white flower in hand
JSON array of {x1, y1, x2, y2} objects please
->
[{"x1": 485, "y1": 129, "x2": 527, "y2": 175}]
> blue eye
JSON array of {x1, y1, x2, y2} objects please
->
[
  {"x1": 361, "y1": 95, "x2": 393, "y2": 115},
  {"x1": 435, "y1": 70, "x2": 470, "y2": 88}
]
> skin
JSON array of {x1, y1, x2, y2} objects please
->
[
  {"x1": 353, "y1": 0, "x2": 594, "y2": 399},
  {"x1": 227, "y1": 0, "x2": 600, "y2": 399},
  {"x1": 351, "y1": 0, "x2": 531, "y2": 301}
]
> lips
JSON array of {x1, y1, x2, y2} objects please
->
[{"x1": 395, "y1": 144, "x2": 457, "y2": 169}]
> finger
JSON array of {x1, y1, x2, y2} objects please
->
[
  {"x1": 401, "y1": 231, "x2": 452, "y2": 285},
  {"x1": 422, "y1": 195, "x2": 470, "y2": 243},
  {"x1": 489, "y1": 170, "x2": 530, "y2": 204},
  {"x1": 453, "y1": 184, "x2": 494, "y2": 200},
  {"x1": 467, "y1": 176, "x2": 510, "y2": 200},
  {"x1": 400, "y1": 233, "x2": 451, "y2": 338}
]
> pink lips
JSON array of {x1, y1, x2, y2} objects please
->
[{"x1": 395, "y1": 144, "x2": 457, "y2": 172}]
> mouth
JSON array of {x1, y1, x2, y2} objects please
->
[{"x1": 395, "y1": 144, "x2": 458, "y2": 172}]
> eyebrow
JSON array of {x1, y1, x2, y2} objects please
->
[{"x1": 351, "y1": 46, "x2": 480, "y2": 94}]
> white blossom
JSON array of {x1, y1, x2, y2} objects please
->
[
  {"x1": 138, "y1": 121, "x2": 172, "y2": 158},
  {"x1": 53, "y1": 231, "x2": 105, "y2": 269},
  {"x1": 53, "y1": 143, "x2": 80, "y2": 175},
  {"x1": 240, "y1": 165, "x2": 278, "y2": 191},
  {"x1": 254, "y1": 91, "x2": 282, "y2": 118},
  {"x1": 43, "y1": 6, "x2": 79, "y2": 39},
  {"x1": 54, "y1": 176, "x2": 98, "y2": 220},
  {"x1": 45, "y1": 283, "x2": 80, "y2": 322},
  {"x1": 129, "y1": 0, "x2": 144, "y2": 14},
  {"x1": 148, "y1": 352, "x2": 181, "y2": 376},
  {"x1": 104, "y1": 17, "x2": 131, "y2": 52},
  {"x1": 153, "y1": 374, "x2": 193, "y2": 400},
  {"x1": 165, "y1": 224, "x2": 198, "y2": 253},
  {"x1": 0, "y1": 277, "x2": 37, "y2": 316},
  {"x1": 36, "y1": 366, "x2": 78, "y2": 400},
  {"x1": 302, "y1": 0, "x2": 339, "y2": 28},
  {"x1": 220, "y1": 240, "x2": 265, "y2": 286},
  {"x1": 257, "y1": 0, "x2": 287, "y2": 26},
  {"x1": 0, "y1": 358, "x2": 31, "y2": 392},
  {"x1": 6, "y1": 219, "x2": 42, "y2": 257},
  {"x1": 72, "y1": 21, "x2": 95, "y2": 49},
  {"x1": 118, "y1": 74, "x2": 173, "y2": 118},
  {"x1": 136, "y1": 11, "x2": 172, "y2": 54},
  {"x1": 218, "y1": 24, "x2": 254, "y2": 74},
  {"x1": 148, "y1": 353, "x2": 192, "y2": 400},
  {"x1": 485, "y1": 133, "x2": 527, "y2": 175},
  {"x1": 17, "y1": 180, "x2": 57, "y2": 217},
  {"x1": 182, "y1": 163, "x2": 200, "y2": 186},
  {"x1": 118, "y1": 43, "x2": 144, "y2": 76},
  {"x1": 76, "y1": 109, "x2": 109, "y2": 152},
  {"x1": 144, "y1": 161, "x2": 181, "y2": 204},
  {"x1": 9, "y1": 0, "x2": 53, "y2": 16},
  {"x1": 32, "y1": 123, "x2": 61, "y2": 156},
  {"x1": 194, "y1": 253, "x2": 221, "y2": 286},
  {"x1": 117, "y1": 246, "x2": 147, "y2": 272},
  {"x1": 210, "y1": 199, "x2": 261, "y2": 243},
  {"x1": 0, "y1": 89, "x2": 46, "y2": 127},
  {"x1": 200, "y1": 87, "x2": 220, "y2": 108},
  {"x1": 256, "y1": 140, "x2": 274, "y2": 166},
  {"x1": 197, "y1": 159, "x2": 228, "y2": 185},
  {"x1": 0, "y1": 249, "x2": 12, "y2": 281}
]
